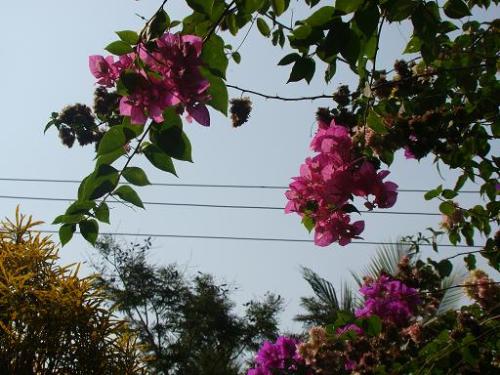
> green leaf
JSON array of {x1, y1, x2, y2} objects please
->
[
  {"x1": 464, "y1": 254, "x2": 476, "y2": 270},
  {"x1": 200, "y1": 67, "x2": 228, "y2": 115},
  {"x1": 437, "y1": 259, "x2": 453, "y2": 277},
  {"x1": 79, "y1": 219, "x2": 99, "y2": 245},
  {"x1": 336, "y1": 0, "x2": 364, "y2": 13},
  {"x1": 94, "y1": 202, "x2": 110, "y2": 224},
  {"x1": 379, "y1": 149, "x2": 394, "y2": 166},
  {"x1": 340, "y1": 28, "x2": 361, "y2": 66},
  {"x1": 293, "y1": 24, "x2": 312, "y2": 40},
  {"x1": 105, "y1": 41, "x2": 134, "y2": 55},
  {"x1": 439, "y1": 201, "x2": 456, "y2": 216},
  {"x1": 278, "y1": 53, "x2": 300, "y2": 66},
  {"x1": 441, "y1": 189, "x2": 458, "y2": 199},
  {"x1": 59, "y1": 224, "x2": 76, "y2": 246},
  {"x1": 123, "y1": 167, "x2": 151, "y2": 186},
  {"x1": 449, "y1": 230, "x2": 460, "y2": 245},
  {"x1": 66, "y1": 200, "x2": 96, "y2": 215},
  {"x1": 384, "y1": 0, "x2": 418, "y2": 22},
  {"x1": 271, "y1": 0, "x2": 286, "y2": 16},
  {"x1": 83, "y1": 165, "x2": 120, "y2": 200},
  {"x1": 367, "y1": 109, "x2": 387, "y2": 134},
  {"x1": 186, "y1": 0, "x2": 215, "y2": 16},
  {"x1": 232, "y1": 52, "x2": 241, "y2": 64},
  {"x1": 424, "y1": 185, "x2": 443, "y2": 200},
  {"x1": 404, "y1": 35, "x2": 421, "y2": 53},
  {"x1": 305, "y1": 6, "x2": 335, "y2": 28},
  {"x1": 301, "y1": 216, "x2": 315, "y2": 233},
  {"x1": 52, "y1": 214, "x2": 85, "y2": 225},
  {"x1": 78, "y1": 175, "x2": 92, "y2": 201},
  {"x1": 114, "y1": 185, "x2": 144, "y2": 208},
  {"x1": 324, "y1": 60, "x2": 337, "y2": 83},
  {"x1": 97, "y1": 125, "x2": 144, "y2": 155},
  {"x1": 162, "y1": 107, "x2": 183, "y2": 129},
  {"x1": 454, "y1": 174, "x2": 468, "y2": 192},
  {"x1": 116, "y1": 30, "x2": 139, "y2": 45},
  {"x1": 152, "y1": 126, "x2": 193, "y2": 162},
  {"x1": 318, "y1": 20, "x2": 348, "y2": 59},
  {"x1": 287, "y1": 57, "x2": 316, "y2": 84},
  {"x1": 147, "y1": 10, "x2": 170, "y2": 40},
  {"x1": 491, "y1": 120, "x2": 500, "y2": 137},
  {"x1": 443, "y1": 0, "x2": 471, "y2": 19},
  {"x1": 354, "y1": 3, "x2": 380, "y2": 36},
  {"x1": 143, "y1": 143, "x2": 177, "y2": 175},
  {"x1": 362, "y1": 315, "x2": 382, "y2": 336},
  {"x1": 96, "y1": 148, "x2": 126, "y2": 167},
  {"x1": 256, "y1": 17, "x2": 271, "y2": 37},
  {"x1": 44, "y1": 119, "x2": 56, "y2": 134},
  {"x1": 243, "y1": 0, "x2": 265, "y2": 13},
  {"x1": 342, "y1": 204, "x2": 360, "y2": 214},
  {"x1": 201, "y1": 34, "x2": 228, "y2": 79}
]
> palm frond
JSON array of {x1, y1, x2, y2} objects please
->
[
  {"x1": 352, "y1": 240, "x2": 417, "y2": 286},
  {"x1": 301, "y1": 267, "x2": 339, "y2": 310},
  {"x1": 340, "y1": 282, "x2": 356, "y2": 312},
  {"x1": 436, "y1": 265, "x2": 467, "y2": 314}
]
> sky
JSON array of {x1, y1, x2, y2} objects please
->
[{"x1": 0, "y1": 0, "x2": 497, "y2": 331}]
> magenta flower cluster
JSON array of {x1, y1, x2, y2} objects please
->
[
  {"x1": 355, "y1": 275, "x2": 420, "y2": 325},
  {"x1": 89, "y1": 33, "x2": 210, "y2": 126},
  {"x1": 248, "y1": 336, "x2": 307, "y2": 375},
  {"x1": 285, "y1": 120, "x2": 398, "y2": 246}
]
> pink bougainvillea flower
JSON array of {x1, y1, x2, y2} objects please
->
[
  {"x1": 352, "y1": 162, "x2": 398, "y2": 209},
  {"x1": 404, "y1": 147, "x2": 416, "y2": 159},
  {"x1": 89, "y1": 55, "x2": 119, "y2": 87},
  {"x1": 285, "y1": 119, "x2": 398, "y2": 247},
  {"x1": 355, "y1": 275, "x2": 420, "y2": 325},
  {"x1": 374, "y1": 180, "x2": 398, "y2": 209},
  {"x1": 248, "y1": 336, "x2": 310, "y2": 375},
  {"x1": 186, "y1": 103, "x2": 210, "y2": 126},
  {"x1": 89, "y1": 32, "x2": 211, "y2": 126},
  {"x1": 315, "y1": 211, "x2": 364, "y2": 247},
  {"x1": 310, "y1": 123, "x2": 352, "y2": 165},
  {"x1": 119, "y1": 97, "x2": 147, "y2": 125}
]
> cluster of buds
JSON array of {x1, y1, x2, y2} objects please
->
[
  {"x1": 55, "y1": 104, "x2": 103, "y2": 148},
  {"x1": 464, "y1": 270, "x2": 500, "y2": 311},
  {"x1": 93, "y1": 87, "x2": 122, "y2": 125},
  {"x1": 229, "y1": 97, "x2": 252, "y2": 127},
  {"x1": 298, "y1": 326, "x2": 327, "y2": 367}
]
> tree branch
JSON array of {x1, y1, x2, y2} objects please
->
[{"x1": 227, "y1": 84, "x2": 334, "y2": 101}]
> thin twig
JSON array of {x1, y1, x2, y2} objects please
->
[
  {"x1": 233, "y1": 16, "x2": 257, "y2": 54},
  {"x1": 362, "y1": 16, "x2": 385, "y2": 141},
  {"x1": 443, "y1": 249, "x2": 495, "y2": 261},
  {"x1": 227, "y1": 84, "x2": 334, "y2": 101},
  {"x1": 203, "y1": 0, "x2": 237, "y2": 42},
  {"x1": 101, "y1": 123, "x2": 153, "y2": 206}
]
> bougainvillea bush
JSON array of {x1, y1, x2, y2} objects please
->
[
  {"x1": 250, "y1": 254, "x2": 500, "y2": 374},
  {"x1": 46, "y1": 0, "x2": 498, "y2": 267}
]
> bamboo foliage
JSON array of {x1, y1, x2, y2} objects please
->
[{"x1": 0, "y1": 208, "x2": 147, "y2": 374}]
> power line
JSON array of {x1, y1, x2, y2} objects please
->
[
  {"x1": 35, "y1": 229, "x2": 483, "y2": 248},
  {"x1": 0, "y1": 177, "x2": 481, "y2": 194},
  {"x1": 0, "y1": 194, "x2": 442, "y2": 216}
]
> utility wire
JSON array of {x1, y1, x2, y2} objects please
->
[
  {"x1": 0, "y1": 177, "x2": 481, "y2": 194},
  {"x1": 0, "y1": 194, "x2": 442, "y2": 216},
  {"x1": 34, "y1": 229, "x2": 484, "y2": 248}
]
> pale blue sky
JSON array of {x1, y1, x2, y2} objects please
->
[{"x1": 0, "y1": 0, "x2": 497, "y2": 330}]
